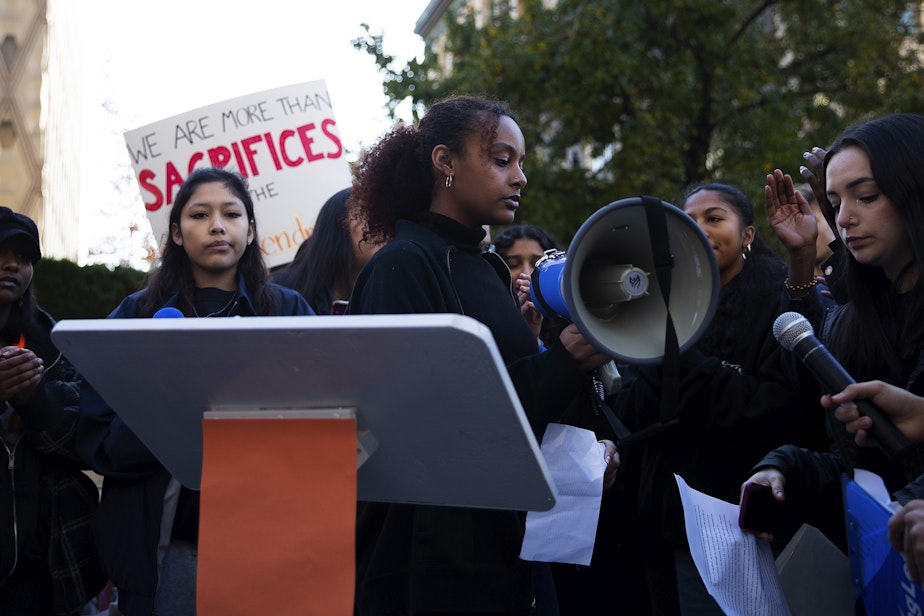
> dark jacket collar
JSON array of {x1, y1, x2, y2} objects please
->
[
  {"x1": 161, "y1": 270, "x2": 260, "y2": 316},
  {"x1": 394, "y1": 215, "x2": 515, "y2": 302},
  {"x1": 414, "y1": 212, "x2": 486, "y2": 252}
]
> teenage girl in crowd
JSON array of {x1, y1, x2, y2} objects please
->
[
  {"x1": 744, "y1": 113, "x2": 924, "y2": 554},
  {"x1": 347, "y1": 95, "x2": 616, "y2": 616},
  {"x1": 273, "y1": 187, "x2": 381, "y2": 314},
  {"x1": 76, "y1": 167, "x2": 313, "y2": 616},
  {"x1": 612, "y1": 183, "x2": 827, "y2": 615},
  {"x1": 492, "y1": 224, "x2": 559, "y2": 281},
  {"x1": 0, "y1": 207, "x2": 106, "y2": 615},
  {"x1": 491, "y1": 224, "x2": 560, "y2": 348}
]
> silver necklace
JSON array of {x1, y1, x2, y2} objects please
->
[{"x1": 192, "y1": 295, "x2": 238, "y2": 318}]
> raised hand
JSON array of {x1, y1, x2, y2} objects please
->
[
  {"x1": 765, "y1": 168, "x2": 818, "y2": 254},
  {"x1": 800, "y1": 146, "x2": 828, "y2": 210}
]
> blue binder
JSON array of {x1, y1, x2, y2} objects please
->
[{"x1": 842, "y1": 474, "x2": 924, "y2": 613}]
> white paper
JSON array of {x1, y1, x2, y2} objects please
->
[
  {"x1": 675, "y1": 475, "x2": 791, "y2": 616},
  {"x1": 854, "y1": 468, "x2": 901, "y2": 513},
  {"x1": 519, "y1": 423, "x2": 605, "y2": 565}
]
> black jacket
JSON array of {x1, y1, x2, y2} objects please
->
[
  {"x1": 613, "y1": 256, "x2": 828, "y2": 548},
  {"x1": 348, "y1": 214, "x2": 588, "y2": 614},
  {"x1": 0, "y1": 308, "x2": 106, "y2": 614}
]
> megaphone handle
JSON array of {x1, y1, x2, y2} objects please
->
[{"x1": 588, "y1": 383, "x2": 633, "y2": 443}]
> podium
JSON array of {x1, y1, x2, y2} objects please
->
[{"x1": 52, "y1": 314, "x2": 557, "y2": 613}]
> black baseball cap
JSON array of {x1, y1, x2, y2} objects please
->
[{"x1": 0, "y1": 207, "x2": 41, "y2": 263}]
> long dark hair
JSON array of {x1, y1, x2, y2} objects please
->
[
  {"x1": 492, "y1": 224, "x2": 560, "y2": 255},
  {"x1": 138, "y1": 167, "x2": 275, "y2": 317},
  {"x1": 823, "y1": 113, "x2": 924, "y2": 383},
  {"x1": 273, "y1": 188, "x2": 352, "y2": 314},
  {"x1": 350, "y1": 95, "x2": 515, "y2": 244},
  {"x1": 679, "y1": 183, "x2": 785, "y2": 360}
]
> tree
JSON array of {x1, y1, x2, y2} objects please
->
[
  {"x1": 34, "y1": 259, "x2": 145, "y2": 319},
  {"x1": 355, "y1": 0, "x2": 924, "y2": 244}
]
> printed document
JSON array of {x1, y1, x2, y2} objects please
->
[{"x1": 675, "y1": 474, "x2": 791, "y2": 616}]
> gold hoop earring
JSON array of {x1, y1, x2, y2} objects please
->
[
  {"x1": 445, "y1": 174, "x2": 453, "y2": 189},
  {"x1": 742, "y1": 244, "x2": 751, "y2": 260}
]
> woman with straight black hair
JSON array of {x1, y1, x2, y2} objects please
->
[
  {"x1": 77, "y1": 167, "x2": 313, "y2": 616},
  {"x1": 273, "y1": 187, "x2": 380, "y2": 314},
  {"x1": 746, "y1": 112, "x2": 924, "y2": 578}
]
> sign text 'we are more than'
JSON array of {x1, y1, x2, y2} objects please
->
[{"x1": 124, "y1": 80, "x2": 352, "y2": 268}]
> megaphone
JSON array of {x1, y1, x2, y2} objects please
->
[{"x1": 531, "y1": 196, "x2": 720, "y2": 364}]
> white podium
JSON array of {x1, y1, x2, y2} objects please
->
[
  {"x1": 52, "y1": 313, "x2": 556, "y2": 511},
  {"x1": 52, "y1": 314, "x2": 558, "y2": 614}
]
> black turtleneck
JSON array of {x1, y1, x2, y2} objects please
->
[{"x1": 419, "y1": 212, "x2": 539, "y2": 365}]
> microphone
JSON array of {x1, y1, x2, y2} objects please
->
[
  {"x1": 153, "y1": 307, "x2": 184, "y2": 318},
  {"x1": 773, "y1": 311, "x2": 910, "y2": 458}
]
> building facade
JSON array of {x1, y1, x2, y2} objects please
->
[{"x1": 0, "y1": 0, "x2": 79, "y2": 261}]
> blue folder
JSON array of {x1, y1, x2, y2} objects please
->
[{"x1": 842, "y1": 474, "x2": 924, "y2": 613}]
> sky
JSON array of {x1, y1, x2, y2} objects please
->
[{"x1": 73, "y1": 0, "x2": 431, "y2": 268}]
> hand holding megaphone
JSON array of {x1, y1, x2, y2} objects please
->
[{"x1": 558, "y1": 323, "x2": 612, "y2": 372}]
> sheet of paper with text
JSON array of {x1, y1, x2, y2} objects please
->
[{"x1": 675, "y1": 474, "x2": 790, "y2": 616}]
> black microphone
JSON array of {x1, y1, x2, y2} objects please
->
[{"x1": 773, "y1": 311, "x2": 910, "y2": 458}]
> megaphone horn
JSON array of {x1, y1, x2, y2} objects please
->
[{"x1": 530, "y1": 196, "x2": 720, "y2": 364}]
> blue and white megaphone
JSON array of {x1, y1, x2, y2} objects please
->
[{"x1": 530, "y1": 196, "x2": 720, "y2": 364}]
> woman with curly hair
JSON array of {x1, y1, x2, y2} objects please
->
[{"x1": 348, "y1": 95, "x2": 616, "y2": 615}]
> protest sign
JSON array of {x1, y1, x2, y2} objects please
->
[{"x1": 124, "y1": 80, "x2": 351, "y2": 268}]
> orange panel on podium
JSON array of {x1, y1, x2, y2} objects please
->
[{"x1": 198, "y1": 415, "x2": 356, "y2": 614}]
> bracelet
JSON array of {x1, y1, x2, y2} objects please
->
[{"x1": 784, "y1": 278, "x2": 818, "y2": 293}]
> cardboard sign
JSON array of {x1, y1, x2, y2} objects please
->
[{"x1": 124, "y1": 80, "x2": 352, "y2": 268}]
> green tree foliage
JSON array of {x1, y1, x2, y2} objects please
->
[
  {"x1": 355, "y1": 0, "x2": 924, "y2": 244},
  {"x1": 33, "y1": 259, "x2": 146, "y2": 319}
]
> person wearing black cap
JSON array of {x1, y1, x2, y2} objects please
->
[{"x1": 0, "y1": 207, "x2": 106, "y2": 615}]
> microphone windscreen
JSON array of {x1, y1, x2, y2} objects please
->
[
  {"x1": 772, "y1": 311, "x2": 813, "y2": 351},
  {"x1": 153, "y1": 307, "x2": 185, "y2": 319}
]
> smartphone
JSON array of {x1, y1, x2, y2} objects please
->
[{"x1": 738, "y1": 482, "x2": 787, "y2": 535}]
